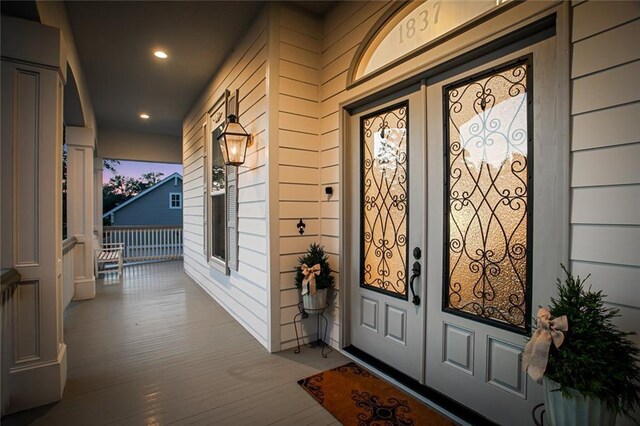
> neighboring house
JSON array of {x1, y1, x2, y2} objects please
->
[{"x1": 103, "y1": 172, "x2": 183, "y2": 226}]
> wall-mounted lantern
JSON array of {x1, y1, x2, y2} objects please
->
[{"x1": 217, "y1": 114, "x2": 252, "y2": 166}]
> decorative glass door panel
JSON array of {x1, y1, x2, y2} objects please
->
[
  {"x1": 361, "y1": 102, "x2": 409, "y2": 299},
  {"x1": 443, "y1": 58, "x2": 532, "y2": 332},
  {"x1": 425, "y1": 35, "x2": 563, "y2": 424},
  {"x1": 349, "y1": 91, "x2": 424, "y2": 381}
]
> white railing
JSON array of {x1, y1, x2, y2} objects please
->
[
  {"x1": 1, "y1": 268, "x2": 20, "y2": 415},
  {"x1": 103, "y1": 226, "x2": 183, "y2": 263},
  {"x1": 62, "y1": 236, "x2": 77, "y2": 309}
]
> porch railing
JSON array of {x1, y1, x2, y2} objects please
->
[
  {"x1": 1, "y1": 268, "x2": 20, "y2": 415},
  {"x1": 103, "y1": 226, "x2": 183, "y2": 263},
  {"x1": 62, "y1": 236, "x2": 78, "y2": 309}
]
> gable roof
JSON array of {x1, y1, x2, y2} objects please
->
[{"x1": 103, "y1": 172, "x2": 183, "y2": 218}]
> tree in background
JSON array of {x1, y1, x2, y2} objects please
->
[
  {"x1": 104, "y1": 159, "x2": 120, "y2": 174},
  {"x1": 103, "y1": 170, "x2": 165, "y2": 224}
]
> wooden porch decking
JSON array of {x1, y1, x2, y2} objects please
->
[{"x1": 4, "y1": 261, "x2": 346, "y2": 425}]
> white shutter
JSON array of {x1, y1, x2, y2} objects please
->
[
  {"x1": 227, "y1": 166, "x2": 238, "y2": 272},
  {"x1": 203, "y1": 123, "x2": 208, "y2": 257},
  {"x1": 226, "y1": 90, "x2": 240, "y2": 272}
]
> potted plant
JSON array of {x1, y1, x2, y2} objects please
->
[
  {"x1": 295, "y1": 243, "x2": 334, "y2": 314},
  {"x1": 524, "y1": 265, "x2": 640, "y2": 426}
]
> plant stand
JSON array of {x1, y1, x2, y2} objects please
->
[{"x1": 293, "y1": 301, "x2": 329, "y2": 358}]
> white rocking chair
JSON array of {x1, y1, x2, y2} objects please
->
[{"x1": 94, "y1": 240, "x2": 124, "y2": 278}]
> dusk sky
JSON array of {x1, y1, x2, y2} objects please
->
[{"x1": 103, "y1": 160, "x2": 182, "y2": 184}]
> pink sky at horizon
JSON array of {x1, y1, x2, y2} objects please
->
[{"x1": 103, "y1": 160, "x2": 183, "y2": 184}]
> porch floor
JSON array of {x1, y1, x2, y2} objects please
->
[{"x1": 4, "y1": 260, "x2": 346, "y2": 425}]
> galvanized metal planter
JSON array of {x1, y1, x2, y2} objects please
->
[
  {"x1": 302, "y1": 288, "x2": 328, "y2": 314},
  {"x1": 543, "y1": 377, "x2": 616, "y2": 426}
]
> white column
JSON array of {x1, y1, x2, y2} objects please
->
[
  {"x1": 94, "y1": 157, "x2": 104, "y2": 242},
  {"x1": 66, "y1": 127, "x2": 96, "y2": 300},
  {"x1": 0, "y1": 17, "x2": 67, "y2": 413}
]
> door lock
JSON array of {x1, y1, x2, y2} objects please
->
[
  {"x1": 409, "y1": 261, "x2": 421, "y2": 306},
  {"x1": 413, "y1": 247, "x2": 421, "y2": 260}
]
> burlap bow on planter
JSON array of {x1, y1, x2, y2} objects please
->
[
  {"x1": 301, "y1": 263, "x2": 321, "y2": 296},
  {"x1": 523, "y1": 307, "x2": 569, "y2": 383}
]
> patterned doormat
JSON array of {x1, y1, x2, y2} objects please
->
[{"x1": 298, "y1": 362, "x2": 454, "y2": 425}]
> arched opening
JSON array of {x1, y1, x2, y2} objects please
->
[{"x1": 348, "y1": 0, "x2": 513, "y2": 85}]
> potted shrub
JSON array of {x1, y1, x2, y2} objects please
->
[
  {"x1": 525, "y1": 265, "x2": 640, "y2": 425},
  {"x1": 295, "y1": 243, "x2": 334, "y2": 314}
]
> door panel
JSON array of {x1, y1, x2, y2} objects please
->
[
  {"x1": 349, "y1": 90, "x2": 425, "y2": 380},
  {"x1": 425, "y1": 36, "x2": 563, "y2": 424}
]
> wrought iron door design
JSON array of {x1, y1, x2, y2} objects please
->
[
  {"x1": 350, "y1": 90, "x2": 424, "y2": 381},
  {"x1": 443, "y1": 58, "x2": 532, "y2": 331},
  {"x1": 361, "y1": 102, "x2": 409, "y2": 299}
]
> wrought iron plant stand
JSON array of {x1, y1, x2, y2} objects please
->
[{"x1": 293, "y1": 301, "x2": 329, "y2": 358}]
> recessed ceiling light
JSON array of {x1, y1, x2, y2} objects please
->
[
  {"x1": 140, "y1": 113, "x2": 150, "y2": 119},
  {"x1": 154, "y1": 50, "x2": 168, "y2": 59}
]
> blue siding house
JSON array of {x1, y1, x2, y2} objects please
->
[{"x1": 104, "y1": 173, "x2": 183, "y2": 226}]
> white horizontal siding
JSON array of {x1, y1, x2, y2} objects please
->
[
  {"x1": 275, "y1": 5, "x2": 327, "y2": 348},
  {"x1": 182, "y1": 7, "x2": 271, "y2": 350},
  {"x1": 570, "y1": 0, "x2": 640, "y2": 381},
  {"x1": 572, "y1": 0, "x2": 640, "y2": 42},
  {"x1": 571, "y1": 143, "x2": 640, "y2": 187},
  {"x1": 571, "y1": 19, "x2": 640, "y2": 78},
  {"x1": 571, "y1": 102, "x2": 640, "y2": 150},
  {"x1": 571, "y1": 60, "x2": 640, "y2": 115}
]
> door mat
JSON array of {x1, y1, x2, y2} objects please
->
[{"x1": 298, "y1": 362, "x2": 454, "y2": 425}]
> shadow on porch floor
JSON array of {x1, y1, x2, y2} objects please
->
[{"x1": 3, "y1": 260, "x2": 346, "y2": 425}]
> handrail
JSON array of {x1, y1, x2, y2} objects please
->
[
  {"x1": 104, "y1": 225, "x2": 183, "y2": 230},
  {"x1": 1, "y1": 268, "x2": 20, "y2": 296},
  {"x1": 62, "y1": 236, "x2": 78, "y2": 254},
  {"x1": 1, "y1": 268, "x2": 19, "y2": 415}
]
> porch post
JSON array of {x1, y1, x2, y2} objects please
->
[
  {"x1": 0, "y1": 17, "x2": 67, "y2": 413},
  {"x1": 94, "y1": 157, "x2": 104, "y2": 242},
  {"x1": 66, "y1": 127, "x2": 96, "y2": 300}
]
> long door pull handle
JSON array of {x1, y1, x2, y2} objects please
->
[{"x1": 409, "y1": 261, "x2": 421, "y2": 306}]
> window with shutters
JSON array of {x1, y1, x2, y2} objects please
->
[{"x1": 205, "y1": 90, "x2": 239, "y2": 274}]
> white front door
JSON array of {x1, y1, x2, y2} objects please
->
[
  {"x1": 347, "y1": 32, "x2": 565, "y2": 424},
  {"x1": 424, "y1": 36, "x2": 564, "y2": 424},
  {"x1": 348, "y1": 89, "x2": 426, "y2": 380}
]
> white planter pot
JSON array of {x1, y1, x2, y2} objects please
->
[
  {"x1": 543, "y1": 377, "x2": 616, "y2": 426},
  {"x1": 302, "y1": 288, "x2": 328, "y2": 314}
]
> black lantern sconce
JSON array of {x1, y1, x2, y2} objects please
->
[{"x1": 217, "y1": 114, "x2": 253, "y2": 166}]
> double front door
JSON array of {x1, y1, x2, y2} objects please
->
[{"x1": 347, "y1": 35, "x2": 563, "y2": 424}]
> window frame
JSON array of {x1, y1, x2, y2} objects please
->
[
  {"x1": 169, "y1": 192, "x2": 182, "y2": 209},
  {"x1": 206, "y1": 91, "x2": 230, "y2": 274}
]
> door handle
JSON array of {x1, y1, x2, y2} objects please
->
[{"x1": 409, "y1": 261, "x2": 421, "y2": 306}]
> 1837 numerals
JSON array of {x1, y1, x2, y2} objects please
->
[{"x1": 398, "y1": 1, "x2": 442, "y2": 44}]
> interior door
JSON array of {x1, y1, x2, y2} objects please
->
[
  {"x1": 424, "y1": 36, "x2": 563, "y2": 424},
  {"x1": 348, "y1": 89, "x2": 426, "y2": 380}
]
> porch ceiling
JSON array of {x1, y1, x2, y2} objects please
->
[
  {"x1": 65, "y1": 1, "x2": 262, "y2": 137},
  {"x1": 64, "y1": 1, "x2": 335, "y2": 138}
]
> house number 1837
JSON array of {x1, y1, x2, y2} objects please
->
[{"x1": 398, "y1": 1, "x2": 441, "y2": 44}]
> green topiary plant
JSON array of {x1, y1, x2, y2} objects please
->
[
  {"x1": 295, "y1": 243, "x2": 334, "y2": 291},
  {"x1": 544, "y1": 264, "x2": 640, "y2": 419}
]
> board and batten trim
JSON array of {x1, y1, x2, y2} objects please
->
[{"x1": 266, "y1": 2, "x2": 282, "y2": 352}]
